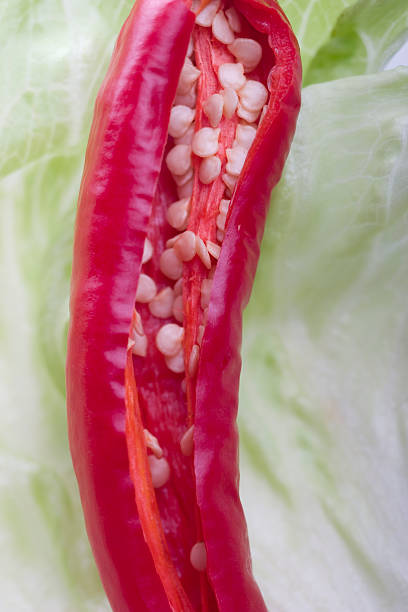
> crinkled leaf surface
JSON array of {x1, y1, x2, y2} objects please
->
[
  {"x1": 1, "y1": 0, "x2": 408, "y2": 611},
  {"x1": 0, "y1": 1, "x2": 132, "y2": 610},
  {"x1": 278, "y1": 0, "x2": 358, "y2": 72},
  {"x1": 240, "y1": 68, "x2": 408, "y2": 611},
  {"x1": 386, "y1": 40, "x2": 408, "y2": 70},
  {"x1": 305, "y1": 0, "x2": 408, "y2": 85}
]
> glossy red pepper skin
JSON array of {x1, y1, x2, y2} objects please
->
[
  {"x1": 195, "y1": 2, "x2": 301, "y2": 608},
  {"x1": 67, "y1": 2, "x2": 195, "y2": 610},
  {"x1": 66, "y1": 0, "x2": 301, "y2": 611}
]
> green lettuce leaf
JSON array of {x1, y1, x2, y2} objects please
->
[
  {"x1": 241, "y1": 67, "x2": 408, "y2": 610},
  {"x1": 305, "y1": 0, "x2": 408, "y2": 85},
  {"x1": 279, "y1": 0, "x2": 358, "y2": 73},
  {"x1": 0, "y1": 0, "x2": 133, "y2": 609}
]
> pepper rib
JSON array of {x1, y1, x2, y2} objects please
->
[{"x1": 125, "y1": 348, "x2": 194, "y2": 612}]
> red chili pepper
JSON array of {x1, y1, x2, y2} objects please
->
[{"x1": 66, "y1": 1, "x2": 301, "y2": 611}]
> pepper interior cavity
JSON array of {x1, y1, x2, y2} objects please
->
[
  {"x1": 130, "y1": 1, "x2": 271, "y2": 405},
  {"x1": 125, "y1": 2, "x2": 273, "y2": 609}
]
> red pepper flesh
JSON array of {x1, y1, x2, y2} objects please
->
[{"x1": 66, "y1": 1, "x2": 301, "y2": 610}]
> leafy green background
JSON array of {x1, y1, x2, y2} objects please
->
[{"x1": 0, "y1": 1, "x2": 407, "y2": 610}]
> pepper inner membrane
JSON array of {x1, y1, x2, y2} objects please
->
[{"x1": 125, "y1": 2, "x2": 274, "y2": 610}]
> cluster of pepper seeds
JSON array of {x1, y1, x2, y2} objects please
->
[{"x1": 128, "y1": 1, "x2": 270, "y2": 573}]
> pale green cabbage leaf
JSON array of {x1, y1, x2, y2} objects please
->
[
  {"x1": 241, "y1": 67, "x2": 408, "y2": 611},
  {"x1": 305, "y1": 0, "x2": 408, "y2": 85},
  {"x1": 278, "y1": 0, "x2": 362, "y2": 73},
  {"x1": 0, "y1": 0, "x2": 407, "y2": 611},
  {"x1": 0, "y1": 1, "x2": 133, "y2": 610}
]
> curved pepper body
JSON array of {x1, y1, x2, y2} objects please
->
[
  {"x1": 67, "y1": 1, "x2": 194, "y2": 610},
  {"x1": 66, "y1": 0, "x2": 301, "y2": 610},
  {"x1": 195, "y1": 1, "x2": 301, "y2": 608}
]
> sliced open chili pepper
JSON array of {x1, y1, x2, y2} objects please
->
[{"x1": 66, "y1": 0, "x2": 301, "y2": 610}]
